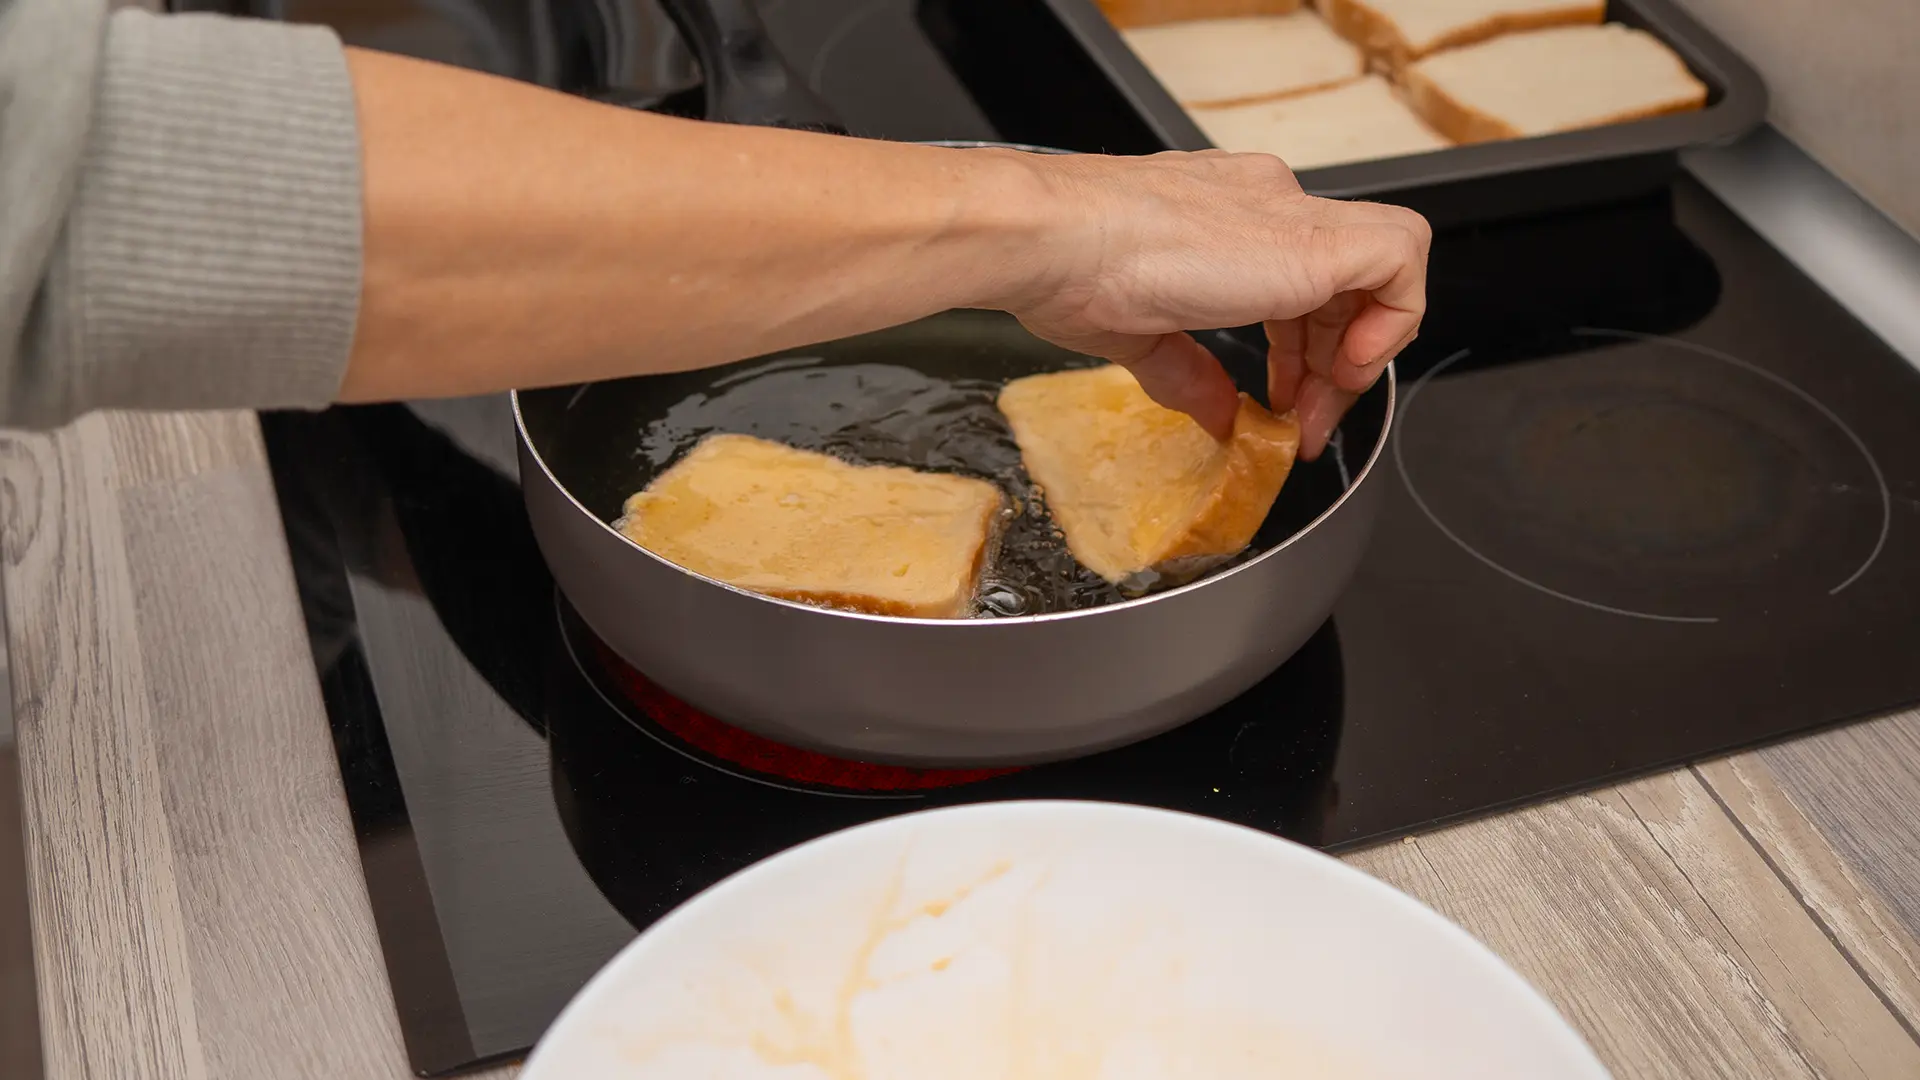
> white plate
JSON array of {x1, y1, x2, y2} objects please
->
[{"x1": 524, "y1": 801, "x2": 1610, "y2": 1079}]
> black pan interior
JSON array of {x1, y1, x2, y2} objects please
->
[{"x1": 520, "y1": 310, "x2": 1389, "y2": 612}]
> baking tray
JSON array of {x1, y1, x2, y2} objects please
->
[{"x1": 917, "y1": 0, "x2": 1768, "y2": 228}]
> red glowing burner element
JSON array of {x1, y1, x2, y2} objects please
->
[{"x1": 590, "y1": 638, "x2": 1023, "y2": 792}]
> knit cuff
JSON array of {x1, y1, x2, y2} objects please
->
[{"x1": 26, "y1": 10, "x2": 361, "y2": 425}]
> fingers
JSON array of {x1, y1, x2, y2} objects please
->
[
  {"x1": 1322, "y1": 213, "x2": 1428, "y2": 376},
  {"x1": 1119, "y1": 332, "x2": 1240, "y2": 440},
  {"x1": 1336, "y1": 313, "x2": 1419, "y2": 392},
  {"x1": 1269, "y1": 290, "x2": 1362, "y2": 418},
  {"x1": 1270, "y1": 289, "x2": 1396, "y2": 429},
  {"x1": 1265, "y1": 317, "x2": 1305, "y2": 413},
  {"x1": 1296, "y1": 292, "x2": 1416, "y2": 458},
  {"x1": 1295, "y1": 373, "x2": 1355, "y2": 463},
  {"x1": 1335, "y1": 293, "x2": 1421, "y2": 386},
  {"x1": 1279, "y1": 205, "x2": 1427, "y2": 446},
  {"x1": 1004, "y1": 162, "x2": 1428, "y2": 455},
  {"x1": 1305, "y1": 289, "x2": 1365, "y2": 378},
  {"x1": 1049, "y1": 325, "x2": 1239, "y2": 440}
]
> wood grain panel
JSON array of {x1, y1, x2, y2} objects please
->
[
  {"x1": 0, "y1": 411, "x2": 423, "y2": 1077},
  {"x1": 0, "y1": 749, "x2": 44, "y2": 1080},
  {"x1": 112, "y1": 411, "x2": 412, "y2": 1078},
  {"x1": 1, "y1": 606, "x2": 41, "y2": 1078},
  {"x1": 1345, "y1": 766, "x2": 1920, "y2": 1079},
  {"x1": 1757, "y1": 712, "x2": 1920, "y2": 951},
  {"x1": 0, "y1": 417, "x2": 207, "y2": 1079},
  {"x1": 1619, "y1": 769, "x2": 1920, "y2": 1078},
  {"x1": 1698, "y1": 714, "x2": 1920, "y2": 1033}
]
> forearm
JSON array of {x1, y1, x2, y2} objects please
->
[
  {"x1": 5, "y1": 6, "x2": 1414, "y2": 443},
  {"x1": 342, "y1": 48, "x2": 1071, "y2": 401}
]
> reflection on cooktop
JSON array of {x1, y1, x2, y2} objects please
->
[
  {"x1": 572, "y1": 618, "x2": 1026, "y2": 795},
  {"x1": 548, "y1": 599, "x2": 1345, "y2": 932}
]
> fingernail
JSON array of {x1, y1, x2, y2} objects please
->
[
  {"x1": 1341, "y1": 355, "x2": 1390, "y2": 392},
  {"x1": 1295, "y1": 415, "x2": 1327, "y2": 460},
  {"x1": 1298, "y1": 427, "x2": 1326, "y2": 461}
]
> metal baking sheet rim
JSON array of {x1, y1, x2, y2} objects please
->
[{"x1": 1042, "y1": 0, "x2": 1770, "y2": 200}]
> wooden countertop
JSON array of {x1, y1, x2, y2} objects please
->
[{"x1": 10, "y1": 144, "x2": 1920, "y2": 1079}]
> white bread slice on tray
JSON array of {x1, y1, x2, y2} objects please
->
[
  {"x1": 617, "y1": 434, "x2": 1003, "y2": 619},
  {"x1": 1403, "y1": 23, "x2": 1708, "y2": 143},
  {"x1": 1097, "y1": 0, "x2": 1301, "y2": 29},
  {"x1": 1121, "y1": 13, "x2": 1365, "y2": 107},
  {"x1": 997, "y1": 365, "x2": 1301, "y2": 588},
  {"x1": 1193, "y1": 75, "x2": 1449, "y2": 170},
  {"x1": 1315, "y1": 0, "x2": 1604, "y2": 67}
]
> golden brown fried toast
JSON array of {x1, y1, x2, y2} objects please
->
[
  {"x1": 618, "y1": 434, "x2": 1004, "y2": 618},
  {"x1": 997, "y1": 365, "x2": 1301, "y2": 586}
]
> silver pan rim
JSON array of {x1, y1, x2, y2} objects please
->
[
  {"x1": 512, "y1": 360, "x2": 1395, "y2": 629},
  {"x1": 920, "y1": 140, "x2": 1076, "y2": 155}
]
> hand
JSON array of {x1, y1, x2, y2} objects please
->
[{"x1": 1005, "y1": 149, "x2": 1430, "y2": 460}]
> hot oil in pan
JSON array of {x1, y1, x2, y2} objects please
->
[
  {"x1": 622, "y1": 356, "x2": 1351, "y2": 618},
  {"x1": 633, "y1": 359, "x2": 1115, "y2": 615}
]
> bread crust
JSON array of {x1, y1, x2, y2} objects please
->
[
  {"x1": 1401, "y1": 26, "x2": 1710, "y2": 143},
  {"x1": 1315, "y1": 0, "x2": 1605, "y2": 67},
  {"x1": 1192, "y1": 76, "x2": 1450, "y2": 169},
  {"x1": 1399, "y1": 66, "x2": 1521, "y2": 141},
  {"x1": 1151, "y1": 395, "x2": 1303, "y2": 568},
  {"x1": 1405, "y1": 71, "x2": 1706, "y2": 143},
  {"x1": 1184, "y1": 72, "x2": 1364, "y2": 109},
  {"x1": 1121, "y1": 13, "x2": 1367, "y2": 107}
]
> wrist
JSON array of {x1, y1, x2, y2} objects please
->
[{"x1": 942, "y1": 146, "x2": 1101, "y2": 314}]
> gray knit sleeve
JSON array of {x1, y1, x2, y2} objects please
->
[{"x1": 0, "y1": 0, "x2": 362, "y2": 429}]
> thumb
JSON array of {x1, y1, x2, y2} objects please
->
[{"x1": 1031, "y1": 327, "x2": 1240, "y2": 440}]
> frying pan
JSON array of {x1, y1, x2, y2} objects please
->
[{"x1": 512, "y1": 0, "x2": 1396, "y2": 766}]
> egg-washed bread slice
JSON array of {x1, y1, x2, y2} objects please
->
[
  {"x1": 1315, "y1": 0, "x2": 1603, "y2": 66},
  {"x1": 1193, "y1": 75, "x2": 1449, "y2": 170},
  {"x1": 998, "y1": 366, "x2": 1301, "y2": 587},
  {"x1": 1403, "y1": 24, "x2": 1709, "y2": 143},
  {"x1": 1096, "y1": 0, "x2": 1300, "y2": 29},
  {"x1": 618, "y1": 434, "x2": 1004, "y2": 619},
  {"x1": 1121, "y1": 13, "x2": 1365, "y2": 107}
]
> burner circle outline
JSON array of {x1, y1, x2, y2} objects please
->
[{"x1": 1389, "y1": 330, "x2": 1891, "y2": 623}]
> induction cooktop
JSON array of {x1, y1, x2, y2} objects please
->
[{"x1": 229, "y1": 0, "x2": 1920, "y2": 1074}]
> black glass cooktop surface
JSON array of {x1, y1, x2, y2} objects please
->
[
  {"x1": 266, "y1": 174, "x2": 1920, "y2": 1076},
  {"x1": 234, "y1": 0, "x2": 1920, "y2": 1075}
]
